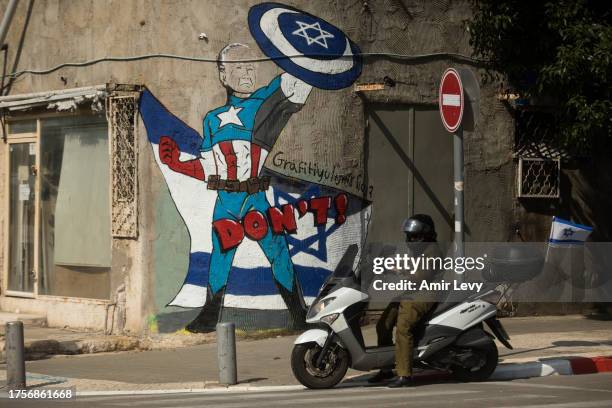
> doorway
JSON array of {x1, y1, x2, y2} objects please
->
[
  {"x1": 365, "y1": 105, "x2": 454, "y2": 244},
  {"x1": 6, "y1": 136, "x2": 37, "y2": 295}
]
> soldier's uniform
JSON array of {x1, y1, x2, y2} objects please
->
[{"x1": 376, "y1": 242, "x2": 442, "y2": 377}]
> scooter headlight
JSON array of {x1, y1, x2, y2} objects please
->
[
  {"x1": 320, "y1": 313, "x2": 339, "y2": 326},
  {"x1": 309, "y1": 297, "x2": 337, "y2": 317}
]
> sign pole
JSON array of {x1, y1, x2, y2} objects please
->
[
  {"x1": 440, "y1": 67, "x2": 478, "y2": 284},
  {"x1": 453, "y1": 126, "x2": 465, "y2": 272},
  {"x1": 439, "y1": 68, "x2": 466, "y2": 282}
]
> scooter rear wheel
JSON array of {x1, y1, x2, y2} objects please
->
[
  {"x1": 291, "y1": 342, "x2": 349, "y2": 389},
  {"x1": 452, "y1": 340, "x2": 498, "y2": 382}
]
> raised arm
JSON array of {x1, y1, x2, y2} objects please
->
[
  {"x1": 252, "y1": 74, "x2": 313, "y2": 151},
  {"x1": 159, "y1": 136, "x2": 205, "y2": 181}
]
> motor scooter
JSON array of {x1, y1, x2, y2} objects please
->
[{"x1": 291, "y1": 245, "x2": 515, "y2": 389}]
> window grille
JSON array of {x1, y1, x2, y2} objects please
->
[
  {"x1": 108, "y1": 94, "x2": 138, "y2": 238},
  {"x1": 517, "y1": 157, "x2": 560, "y2": 198}
]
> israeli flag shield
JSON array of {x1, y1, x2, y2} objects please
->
[
  {"x1": 549, "y1": 217, "x2": 593, "y2": 245},
  {"x1": 248, "y1": 2, "x2": 362, "y2": 90}
]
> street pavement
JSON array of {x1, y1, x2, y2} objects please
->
[
  {"x1": 2, "y1": 373, "x2": 611, "y2": 408},
  {"x1": 0, "y1": 315, "x2": 610, "y2": 393}
]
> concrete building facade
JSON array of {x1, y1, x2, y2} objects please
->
[{"x1": 0, "y1": 0, "x2": 601, "y2": 335}]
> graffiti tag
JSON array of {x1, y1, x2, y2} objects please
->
[{"x1": 272, "y1": 151, "x2": 373, "y2": 198}]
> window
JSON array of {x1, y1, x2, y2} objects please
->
[
  {"x1": 38, "y1": 115, "x2": 111, "y2": 298},
  {"x1": 517, "y1": 157, "x2": 561, "y2": 199},
  {"x1": 5, "y1": 114, "x2": 112, "y2": 299}
]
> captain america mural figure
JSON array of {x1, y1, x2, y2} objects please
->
[
  {"x1": 158, "y1": 43, "x2": 313, "y2": 332},
  {"x1": 140, "y1": 2, "x2": 365, "y2": 333}
]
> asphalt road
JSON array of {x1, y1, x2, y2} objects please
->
[{"x1": 2, "y1": 373, "x2": 612, "y2": 408}]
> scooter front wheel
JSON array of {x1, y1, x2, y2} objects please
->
[{"x1": 291, "y1": 342, "x2": 349, "y2": 389}]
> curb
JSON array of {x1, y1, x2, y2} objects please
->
[
  {"x1": 62, "y1": 357, "x2": 612, "y2": 396},
  {"x1": 567, "y1": 356, "x2": 612, "y2": 375},
  {"x1": 490, "y1": 358, "x2": 573, "y2": 380},
  {"x1": 0, "y1": 336, "x2": 141, "y2": 361},
  {"x1": 491, "y1": 355, "x2": 612, "y2": 380},
  {"x1": 0, "y1": 332, "x2": 216, "y2": 362},
  {"x1": 4, "y1": 356, "x2": 611, "y2": 396},
  {"x1": 413, "y1": 355, "x2": 612, "y2": 382}
]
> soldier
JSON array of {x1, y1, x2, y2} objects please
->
[{"x1": 368, "y1": 214, "x2": 442, "y2": 387}]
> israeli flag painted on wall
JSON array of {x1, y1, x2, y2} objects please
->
[
  {"x1": 549, "y1": 217, "x2": 593, "y2": 245},
  {"x1": 139, "y1": 89, "x2": 371, "y2": 310}
]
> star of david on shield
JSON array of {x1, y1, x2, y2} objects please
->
[
  {"x1": 248, "y1": 2, "x2": 363, "y2": 90},
  {"x1": 292, "y1": 21, "x2": 335, "y2": 49}
]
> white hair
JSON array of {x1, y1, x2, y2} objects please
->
[{"x1": 217, "y1": 43, "x2": 250, "y2": 70}]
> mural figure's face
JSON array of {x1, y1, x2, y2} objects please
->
[{"x1": 219, "y1": 47, "x2": 257, "y2": 97}]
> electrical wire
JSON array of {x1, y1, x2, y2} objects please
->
[{"x1": 2, "y1": 51, "x2": 483, "y2": 79}]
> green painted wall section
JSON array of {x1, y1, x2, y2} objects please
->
[{"x1": 154, "y1": 187, "x2": 190, "y2": 316}]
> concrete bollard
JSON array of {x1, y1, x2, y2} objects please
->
[
  {"x1": 6, "y1": 321, "x2": 26, "y2": 390},
  {"x1": 216, "y1": 322, "x2": 237, "y2": 385}
]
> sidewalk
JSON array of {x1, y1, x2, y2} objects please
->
[
  {"x1": 0, "y1": 315, "x2": 610, "y2": 392},
  {"x1": 0, "y1": 325, "x2": 217, "y2": 362}
]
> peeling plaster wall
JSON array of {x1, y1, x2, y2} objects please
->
[
  {"x1": 354, "y1": 0, "x2": 515, "y2": 242},
  {"x1": 0, "y1": 0, "x2": 585, "y2": 330}
]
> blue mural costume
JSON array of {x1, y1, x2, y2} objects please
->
[
  {"x1": 157, "y1": 72, "x2": 313, "y2": 332},
  {"x1": 202, "y1": 76, "x2": 301, "y2": 295}
]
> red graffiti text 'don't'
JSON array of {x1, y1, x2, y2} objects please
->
[{"x1": 212, "y1": 194, "x2": 348, "y2": 251}]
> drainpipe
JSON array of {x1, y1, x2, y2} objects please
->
[{"x1": 0, "y1": 0, "x2": 19, "y2": 48}]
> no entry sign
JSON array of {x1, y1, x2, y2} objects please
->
[{"x1": 439, "y1": 68, "x2": 464, "y2": 133}]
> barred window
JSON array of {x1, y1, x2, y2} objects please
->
[
  {"x1": 514, "y1": 111, "x2": 565, "y2": 199},
  {"x1": 517, "y1": 157, "x2": 560, "y2": 198},
  {"x1": 108, "y1": 94, "x2": 139, "y2": 238}
]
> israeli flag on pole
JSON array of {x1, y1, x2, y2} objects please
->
[{"x1": 549, "y1": 217, "x2": 593, "y2": 245}]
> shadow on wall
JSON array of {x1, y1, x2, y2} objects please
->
[{"x1": 517, "y1": 135, "x2": 612, "y2": 243}]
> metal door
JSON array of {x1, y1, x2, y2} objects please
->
[{"x1": 366, "y1": 105, "x2": 453, "y2": 244}]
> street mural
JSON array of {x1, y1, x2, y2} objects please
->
[{"x1": 139, "y1": 3, "x2": 370, "y2": 332}]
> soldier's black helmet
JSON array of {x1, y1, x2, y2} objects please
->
[{"x1": 401, "y1": 214, "x2": 437, "y2": 242}]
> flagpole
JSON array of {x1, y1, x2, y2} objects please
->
[{"x1": 545, "y1": 216, "x2": 554, "y2": 263}]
